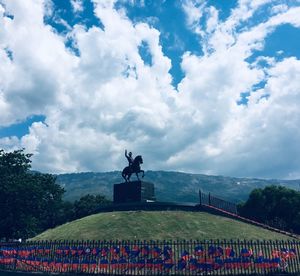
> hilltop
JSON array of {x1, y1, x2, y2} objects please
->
[
  {"x1": 56, "y1": 171, "x2": 300, "y2": 203},
  {"x1": 32, "y1": 210, "x2": 292, "y2": 241}
]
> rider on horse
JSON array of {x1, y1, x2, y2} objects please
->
[
  {"x1": 125, "y1": 149, "x2": 133, "y2": 168},
  {"x1": 122, "y1": 150, "x2": 144, "y2": 182}
]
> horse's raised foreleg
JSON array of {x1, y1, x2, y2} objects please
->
[
  {"x1": 140, "y1": 170, "x2": 144, "y2": 178},
  {"x1": 127, "y1": 172, "x2": 132, "y2": 182}
]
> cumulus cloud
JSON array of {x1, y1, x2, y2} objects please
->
[
  {"x1": 0, "y1": 0, "x2": 300, "y2": 179},
  {"x1": 0, "y1": 0, "x2": 76, "y2": 126},
  {"x1": 0, "y1": 0, "x2": 175, "y2": 173},
  {"x1": 177, "y1": 0, "x2": 300, "y2": 178}
]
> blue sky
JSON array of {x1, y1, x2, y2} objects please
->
[{"x1": 1, "y1": 0, "x2": 300, "y2": 179}]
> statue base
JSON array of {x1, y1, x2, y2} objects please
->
[{"x1": 113, "y1": 181, "x2": 156, "y2": 203}]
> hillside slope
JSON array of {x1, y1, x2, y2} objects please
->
[
  {"x1": 32, "y1": 211, "x2": 292, "y2": 241},
  {"x1": 56, "y1": 171, "x2": 300, "y2": 203}
]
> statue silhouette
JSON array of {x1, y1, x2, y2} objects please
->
[
  {"x1": 125, "y1": 149, "x2": 133, "y2": 168},
  {"x1": 122, "y1": 152, "x2": 144, "y2": 182}
]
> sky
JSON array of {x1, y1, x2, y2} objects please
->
[{"x1": 0, "y1": 0, "x2": 300, "y2": 179}]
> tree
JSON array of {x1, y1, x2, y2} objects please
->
[
  {"x1": 73, "y1": 194, "x2": 110, "y2": 219},
  {"x1": 238, "y1": 185, "x2": 300, "y2": 234},
  {"x1": 56, "y1": 201, "x2": 75, "y2": 225},
  {"x1": 0, "y1": 149, "x2": 65, "y2": 239}
]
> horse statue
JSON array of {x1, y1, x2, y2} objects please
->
[{"x1": 122, "y1": 155, "x2": 144, "y2": 182}]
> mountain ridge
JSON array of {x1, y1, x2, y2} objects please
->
[{"x1": 55, "y1": 170, "x2": 300, "y2": 203}]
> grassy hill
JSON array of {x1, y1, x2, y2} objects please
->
[
  {"x1": 56, "y1": 171, "x2": 300, "y2": 203},
  {"x1": 32, "y1": 211, "x2": 292, "y2": 241}
]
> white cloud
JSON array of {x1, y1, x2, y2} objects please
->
[
  {"x1": 70, "y1": 0, "x2": 84, "y2": 13},
  {"x1": 206, "y1": 6, "x2": 219, "y2": 33},
  {"x1": 0, "y1": 0, "x2": 176, "y2": 173},
  {"x1": 215, "y1": 58, "x2": 300, "y2": 178},
  {"x1": 1, "y1": 0, "x2": 300, "y2": 179},
  {"x1": 182, "y1": 0, "x2": 206, "y2": 36},
  {"x1": 182, "y1": 0, "x2": 205, "y2": 26},
  {"x1": 0, "y1": 0, "x2": 76, "y2": 126},
  {"x1": 175, "y1": 1, "x2": 300, "y2": 178},
  {"x1": 271, "y1": 4, "x2": 289, "y2": 15},
  {"x1": 0, "y1": 136, "x2": 20, "y2": 151},
  {"x1": 43, "y1": 0, "x2": 54, "y2": 18}
]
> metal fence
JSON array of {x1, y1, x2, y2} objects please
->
[
  {"x1": 199, "y1": 190, "x2": 238, "y2": 215},
  {"x1": 1, "y1": 239, "x2": 299, "y2": 275}
]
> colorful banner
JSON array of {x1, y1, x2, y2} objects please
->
[{"x1": 0, "y1": 242, "x2": 298, "y2": 275}]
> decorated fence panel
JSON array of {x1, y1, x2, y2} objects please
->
[{"x1": 0, "y1": 240, "x2": 299, "y2": 275}]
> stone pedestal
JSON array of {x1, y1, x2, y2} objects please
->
[{"x1": 113, "y1": 181, "x2": 155, "y2": 203}]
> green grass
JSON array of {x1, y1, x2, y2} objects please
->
[{"x1": 32, "y1": 211, "x2": 292, "y2": 241}]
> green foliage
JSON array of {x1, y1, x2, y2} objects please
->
[
  {"x1": 0, "y1": 149, "x2": 32, "y2": 175},
  {"x1": 73, "y1": 194, "x2": 110, "y2": 219},
  {"x1": 239, "y1": 185, "x2": 300, "y2": 234},
  {"x1": 0, "y1": 149, "x2": 65, "y2": 239}
]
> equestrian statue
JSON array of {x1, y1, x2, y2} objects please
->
[{"x1": 122, "y1": 149, "x2": 144, "y2": 182}]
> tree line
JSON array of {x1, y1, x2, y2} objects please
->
[
  {"x1": 238, "y1": 185, "x2": 300, "y2": 234},
  {"x1": 0, "y1": 149, "x2": 110, "y2": 240}
]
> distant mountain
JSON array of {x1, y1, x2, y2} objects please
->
[{"x1": 56, "y1": 171, "x2": 300, "y2": 203}]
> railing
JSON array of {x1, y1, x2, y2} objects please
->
[
  {"x1": 199, "y1": 190, "x2": 238, "y2": 214},
  {"x1": 197, "y1": 191, "x2": 299, "y2": 239},
  {"x1": 1, "y1": 239, "x2": 299, "y2": 275}
]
